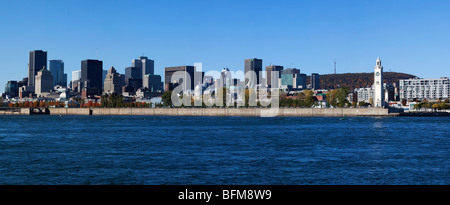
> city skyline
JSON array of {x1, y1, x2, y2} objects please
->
[{"x1": 1, "y1": 0, "x2": 450, "y2": 93}]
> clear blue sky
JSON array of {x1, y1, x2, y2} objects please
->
[{"x1": 1, "y1": 0, "x2": 449, "y2": 92}]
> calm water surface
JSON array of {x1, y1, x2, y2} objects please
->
[{"x1": 0, "y1": 115, "x2": 448, "y2": 185}]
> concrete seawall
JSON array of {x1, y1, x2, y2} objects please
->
[
  {"x1": 0, "y1": 108, "x2": 31, "y2": 115},
  {"x1": 5, "y1": 107, "x2": 450, "y2": 117},
  {"x1": 37, "y1": 107, "x2": 393, "y2": 117}
]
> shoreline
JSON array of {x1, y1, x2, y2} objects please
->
[{"x1": 1, "y1": 107, "x2": 448, "y2": 117}]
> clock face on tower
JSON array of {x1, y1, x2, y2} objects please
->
[{"x1": 376, "y1": 72, "x2": 380, "y2": 76}]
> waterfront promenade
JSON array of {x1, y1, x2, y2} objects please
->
[{"x1": 1, "y1": 107, "x2": 396, "y2": 117}]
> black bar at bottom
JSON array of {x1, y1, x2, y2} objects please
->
[{"x1": 1, "y1": 185, "x2": 447, "y2": 204}]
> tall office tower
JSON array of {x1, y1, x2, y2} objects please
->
[
  {"x1": 103, "y1": 67, "x2": 122, "y2": 94},
  {"x1": 49, "y1": 60, "x2": 66, "y2": 87},
  {"x1": 62, "y1": 73, "x2": 67, "y2": 87},
  {"x1": 81, "y1": 59, "x2": 103, "y2": 97},
  {"x1": 281, "y1": 68, "x2": 306, "y2": 90},
  {"x1": 18, "y1": 78, "x2": 28, "y2": 88},
  {"x1": 374, "y1": 57, "x2": 385, "y2": 107},
  {"x1": 28, "y1": 50, "x2": 47, "y2": 87},
  {"x1": 35, "y1": 67, "x2": 53, "y2": 97},
  {"x1": 164, "y1": 66, "x2": 196, "y2": 91},
  {"x1": 72, "y1": 70, "x2": 81, "y2": 82},
  {"x1": 265, "y1": 65, "x2": 283, "y2": 88},
  {"x1": 296, "y1": 73, "x2": 307, "y2": 90},
  {"x1": 4, "y1": 81, "x2": 19, "y2": 98},
  {"x1": 125, "y1": 66, "x2": 143, "y2": 90},
  {"x1": 143, "y1": 74, "x2": 162, "y2": 92},
  {"x1": 132, "y1": 56, "x2": 155, "y2": 78},
  {"x1": 311, "y1": 73, "x2": 320, "y2": 90},
  {"x1": 72, "y1": 70, "x2": 81, "y2": 92},
  {"x1": 220, "y1": 68, "x2": 232, "y2": 88},
  {"x1": 244, "y1": 58, "x2": 262, "y2": 87},
  {"x1": 118, "y1": 74, "x2": 126, "y2": 87},
  {"x1": 102, "y1": 69, "x2": 108, "y2": 88}
]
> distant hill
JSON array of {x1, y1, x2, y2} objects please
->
[{"x1": 307, "y1": 72, "x2": 417, "y2": 90}]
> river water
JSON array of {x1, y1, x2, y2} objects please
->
[{"x1": 0, "y1": 115, "x2": 448, "y2": 184}]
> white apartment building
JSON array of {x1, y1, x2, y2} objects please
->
[
  {"x1": 399, "y1": 77, "x2": 449, "y2": 100},
  {"x1": 355, "y1": 86, "x2": 374, "y2": 103}
]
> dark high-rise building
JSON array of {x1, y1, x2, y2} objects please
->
[
  {"x1": 164, "y1": 66, "x2": 196, "y2": 91},
  {"x1": 265, "y1": 65, "x2": 283, "y2": 88},
  {"x1": 125, "y1": 66, "x2": 143, "y2": 91},
  {"x1": 81, "y1": 59, "x2": 103, "y2": 97},
  {"x1": 132, "y1": 56, "x2": 154, "y2": 78},
  {"x1": 18, "y1": 78, "x2": 28, "y2": 88},
  {"x1": 281, "y1": 68, "x2": 307, "y2": 90},
  {"x1": 49, "y1": 60, "x2": 67, "y2": 87},
  {"x1": 28, "y1": 50, "x2": 47, "y2": 87},
  {"x1": 244, "y1": 58, "x2": 262, "y2": 86},
  {"x1": 4, "y1": 81, "x2": 19, "y2": 98},
  {"x1": 311, "y1": 73, "x2": 320, "y2": 90},
  {"x1": 143, "y1": 74, "x2": 163, "y2": 92},
  {"x1": 125, "y1": 66, "x2": 142, "y2": 80}
]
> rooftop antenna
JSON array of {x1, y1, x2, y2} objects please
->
[{"x1": 334, "y1": 60, "x2": 336, "y2": 74}]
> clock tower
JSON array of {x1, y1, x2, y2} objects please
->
[{"x1": 374, "y1": 57, "x2": 384, "y2": 107}]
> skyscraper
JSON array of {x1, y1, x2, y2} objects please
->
[
  {"x1": 103, "y1": 67, "x2": 122, "y2": 95},
  {"x1": 244, "y1": 58, "x2": 262, "y2": 86},
  {"x1": 311, "y1": 73, "x2": 320, "y2": 90},
  {"x1": 125, "y1": 66, "x2": 143, "y2": 90},
  {"x1": 72, "y1": 70, "x2": 81, "y2": 93},
  {"x1": 132, "y1": 56, "x2": 155, "y2": 79},
  {"x1": 374, "y1": 58, "x2": 385, "y2": 107},
  {"x1": 4, "y1": 81, "x2": 18, "y2": 98},
  {"x1": 49, "y1": 60, "x2": 67, "y2": 87},
  {"x1": 72, "y1": 70, "x2": 81, "y2": 82},
  {"x1": 81, "y1": 59, "x2": 103, "y2": 97},
  {"x1": 143, "y1": 74, "x2": 163, "y2": 92},
  {"x1": 220, "y1": 68, "x2": 232, "y2": 88},
  {"x1": 102, "y1": 69, "x2": 107, "y2": 88},
  {"x1": 265, "y1": 65, "x2": 283, "y2": 88},
  {"x1": 164, "y1": 66, "x2": 196, "y2": 91},
  {"x1": 35, "y1": 67, "x2": 53, "y2": 97},
  {"x1": 281, "y1": 68, "x2": 306, "y2": 90},
  {"x1": 28, "y1": 50, "x2": 47, "y2": 87}
]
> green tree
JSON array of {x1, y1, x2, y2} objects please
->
[
  {"x1": 422, "y1": 101, "x2": 431, "y2": 109},
  {"x1": 337, "y1": 87, "x2": 350, "y2": 107},
  {"x1": 413, "y1": 103, "x2": 422, "y2": 110},
  {"x1": 303, "y1": 90, "x2": 315, "y2": 107},
  {"x1": 358, "y1": 101, "x2": 367, "y2": 107},
  {"x1": 431, "y1": 103, "x2": 439, "y2": 110},
  {"x1": 0, "y1": 97, "x2": 3, "y2": 107},
  {"x1": 100, "y1": 93, "x2": 124, "y2": 108},
  {"x1": 327, "y1": 89, "x2": 338, "y2": 107},
  {"x1": 161, "y1": 91, "x2": 172, "y2": 107},
  {"x1": 327, "y1": 88, "x2": 349, "y2": 107},
  {"x1": 439, "y1": 102, "x2": 449, "y2": 110}
]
